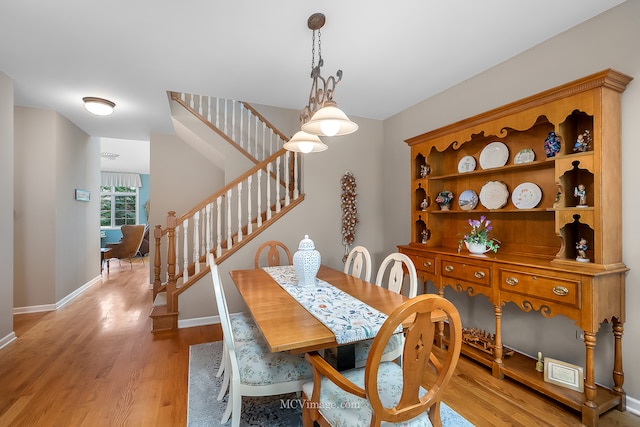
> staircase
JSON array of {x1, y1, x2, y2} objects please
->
[{"x1": 150, "y1": 93, "x2": 303, "y2": 332}]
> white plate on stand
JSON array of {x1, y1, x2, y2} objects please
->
[
  {"x1": 512, "y1": 182, "x2": 542, "y2": 209},
  {"x1": 479, "y1": 142, "x2": 509, "y2": 169},
  {"x1": 458, "y1": 156, "x2": 476, "y2": 173},
  {"x1": 479, "y1": 181, "x2": 509, "y2": 209}
]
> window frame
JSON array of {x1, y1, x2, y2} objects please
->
[{"x1": 100, "y1": 185, "x2": 140, "y2": 229}]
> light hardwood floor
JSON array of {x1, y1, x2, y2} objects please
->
[{"x1": 0, "y1": 258, "x2": 637, "y2": 426}]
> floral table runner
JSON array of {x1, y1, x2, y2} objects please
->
[{"x1": 263, "y1": 265, "x2": 401, "y2": 345}]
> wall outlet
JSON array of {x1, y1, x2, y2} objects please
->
[{"x1": 576, "y1": 330, "x2": 585, "y2": 341}]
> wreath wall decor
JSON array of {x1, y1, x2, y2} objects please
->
[{"x1": 341, "y1": 171, "x2": 358, "y2": 262}]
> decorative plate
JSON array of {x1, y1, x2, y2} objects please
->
[
  {"x1": 514, "y1": 148, "x2": 535, "y2": 164},
  {"x1": 479, "y1": 142, "x2": 509, "y2": 169},
  {"x1": 457, "y1": 155, "x2": 476, "y2": 173},
  {"x1": 479, "y1": 181, "x2": 509, "y2": 210},
  {"x1": 512, "y1": 182, "x2": 542, "y2": 209},
  {"x1": 458, "y1": 190, "x2": 478, "y2": 211}
]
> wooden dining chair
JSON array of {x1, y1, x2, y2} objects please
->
[
  {"x1": 302, "y1": 294, "x2": 462, "y2": 427},
  {"x1": 254, "y1": 240, "x2": 293, "y2": 268},
  {"x1": 354, "y1": 252, "x2": 419, "y2": 367},
  {"x1": 343, "y1": 245, "x2": 372, "y2": 282},
  {"x1": 208, "y1": 254, "x2": 312, "y2": 427}
]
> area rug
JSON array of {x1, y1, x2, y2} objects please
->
[{"x1": 187, "y1": 341, "x2": 474, "y2": 426}]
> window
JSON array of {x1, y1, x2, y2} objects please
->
[{"x1": 101, "y1": 185, "x2": 138, "y2": 227}]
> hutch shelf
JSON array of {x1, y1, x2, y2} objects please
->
[{"x1": 398, "y1": 69, "x2": 632, "y2": 426}]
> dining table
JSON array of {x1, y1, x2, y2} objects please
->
[{"x1": 229, "y1": 264, "x2": 445, "y2": 357}]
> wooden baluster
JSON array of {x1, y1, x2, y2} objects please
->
[
  {"x1": 293, "y1": 152, "x2": 300, "y2": 199},
  {"x1": 223, "y1": 99, "x2": 228, "y2": 137},
  {"x1": 226, "y1": 189, "x2": 232, "y2": 251},
  {"x1": 182, "y1": 219, "x2": 189, "y2": 282},
  {"x1": 266, "y1": 162, "x2": 272, "y2": 220},
  {"x1": 275, "y1": 155, "x2": 281, "y2": 213},
  {"x1": 247, "y1": 175, "x2": 253, "y2": 235},
  {"x1": 200, "y1": 207, "x2": 206, "y2": 260},
  {"x1": 239, "y1": 102, "x2": 244, "y2": 150},
  {"x1": 180, "y1": 93, "x2": 186, "y2": 103},
  {"x1": 174, "y1": 224, "x2": 180, "y2": 280},
  {"x1": 231, "y1": 100, "x2": 236, "y2": 143},
  {"x1": 216, "y1": 196, "x2": 223, "y2": 257},
  {"x1": 205, "y1": 203, "x2": 212, "y2": 264},
  {"x1": 254, "y1": 113, "x2": 259, "y2": 159},
  {"x1": 189, "y1": 93, "x2": 195, "y2": 109},
  {"x1": 262, "y1": 121, "x2": 266, "y2": 161},
  {"x1": 247, "y1": 109, "x2": 252, "y2": 156},
  {"x1": 197, "y1": 95, "x2": 203, "y2": 117},
  {"x1": 236, "y1": 182, "x2": 243, "y2": 242},
  {"x1": 215, "y1": 97, "x2": 220, "y2": 128},
  {"x1": 257, "y1": 169, "x2": 263, "y2": 227},
  {"x1": 193, "y1": 211, "x2": 200, "y2": 274},
  {"x1": 207, "y1": 96, "x2": 212, "y2": 124},
  {"x1": 284, "y1": 151, "x2": 291, "y2": 206}
]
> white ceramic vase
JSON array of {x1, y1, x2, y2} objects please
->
[
  {"x1": 293, "y1": 235, "x2": 321, "y2": 286},
  {"x1": 465, "y1": 241, "x2": 489, "y2": 255}
]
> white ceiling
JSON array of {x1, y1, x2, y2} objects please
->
[{"x1": 1, "y1": 1, "x2": 626, "y2": 148}]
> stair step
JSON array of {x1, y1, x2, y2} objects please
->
[
  {"x1": 153, "y1": 291, "x2": 167, "y2": 307},
  {"x1": 149, "y1": 304, "x2": 179, "y2": 333}
]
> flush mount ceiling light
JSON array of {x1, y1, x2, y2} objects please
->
[
  {"x1": 285, "y1": 13, "x2": 357, "y2": 153},
  {"x1": 83, "y1": 97, "x2": 115, "y2": 116}
]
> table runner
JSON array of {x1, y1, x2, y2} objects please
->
[{"x1": 263, "y1": 266, "x2": 401, "y2": 345}]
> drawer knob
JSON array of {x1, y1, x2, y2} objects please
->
[
  {"x1": 552, "y1": 286, "x2": 569, "y2": 296},
  {"x1": 505, "y1": 277, "x2": 519, "y2": 286},
  {"x1": 424, "y1": 261, "x2": 432, "y2": 267},
  {"x1": 474, "y1": 271, "x2": 485, "y2": 279},
  {"x1": 444, "y1": 265, "x2": 454, "y2": 272}
]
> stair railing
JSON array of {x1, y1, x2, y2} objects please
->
[
  {"x1": 153, "y1": 148, "x2": 302, "y2": 311},
  {"x1": 170, "y1": 92, "x2": 290, "y2": 164}
]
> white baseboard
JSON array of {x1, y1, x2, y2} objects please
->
[
  {"x1": 13, "y1": 275, "x2": 102, "y2": 314},
  {"x1": 178, "y1": 315, "x2": 220, "y2": 329},
  {"x1": 0, "y1": 332, "x2": 17, "y2": 350},
  {"x1": 626, "y1": 395, "x2": 640, "y2": 416}
]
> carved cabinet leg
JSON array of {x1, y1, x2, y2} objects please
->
[
  {"x1": 492, "y1": 304, "x2": 504, "y2": 379},
  {"x1": 612, "y1": 318, "x2": 626, "y2": 410}
]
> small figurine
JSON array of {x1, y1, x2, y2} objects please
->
[
  {"x1": 576, "y1": 238, "x2": 590, "y2": 263},
  {"x1": 421, "y1": 229, "x2": 429, "y2": 244},
  {"x1": 574, "y1": 184, "x2": 587, "y2": 207},
  {"x1": 420, "y1": 198, "x2": 428, "y2": 211},
  {"x1": 544, "y1": 131, "x2": 562, "y2": 158},
  {"x1": 420, "y1": 164, "x2": 430, "y2": 178},
  {"x1": 536, "y1": 352, "x2": 544, "y2": 373},
  {"x1": 573, "y1": 130, "x2": 591, "y2": 153}
]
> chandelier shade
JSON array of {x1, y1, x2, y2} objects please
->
[
  {"x1": 283, "y1": 130, "x2": 328, "y2": 153},
  {"x1": 301, "y1": 100, "x2": 358, "y2": 137}
]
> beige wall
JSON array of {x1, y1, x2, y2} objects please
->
[
  {"x1": 0, "y1": 72, "x2": 14, "y2": 342},
  {"x1": 383, "y1": 0, "x2": 640, "y2": 400},
  {"x1": 13, "y1": 107, "x2": 99, "y2": 308}
]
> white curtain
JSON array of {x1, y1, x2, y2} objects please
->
[{"x1": 101, "y1": 172, "x2": 142, "y2": 188}]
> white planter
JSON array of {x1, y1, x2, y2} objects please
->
[{"x1": 465, "y1": 241, "x2": 489, "y2": 255}]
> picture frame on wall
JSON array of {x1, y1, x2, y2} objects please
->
[
  {"x1": 75, "y1": 189, "x2": 90, "y2": 202},
  {"x1": 544, "y1": 357, "x2": 584, "y2": 392}
]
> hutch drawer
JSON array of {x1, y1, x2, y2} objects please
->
[
  {"x1": 498, "y1": 268, "x2": 581, "y2": 309},
  {"x1": 440, "y1": 258, "x2": 491, "y2": 288}
]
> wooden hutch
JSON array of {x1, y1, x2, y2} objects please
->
[{"x1": 398, "y1": 69, "x2": 632, "y2": 426}]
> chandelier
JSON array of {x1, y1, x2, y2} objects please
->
[{"x1": 284, "y1": 13, "x2": 358, "y2": 153}]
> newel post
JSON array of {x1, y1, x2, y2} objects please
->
[{"x1": 153, "y1": 224, "x2": 163, "y2": 297}]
